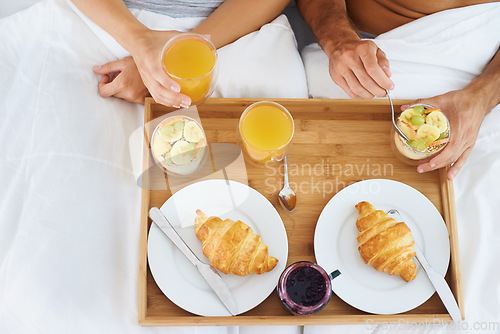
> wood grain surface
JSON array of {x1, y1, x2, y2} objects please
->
[{"x1": 138, "y1": 98, "x2": 463, "y2": 326}]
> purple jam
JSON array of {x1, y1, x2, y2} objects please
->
[
  {"x1": 277, "y1": 261, "x2": 332, "y2": 315},
  {"x1": 286, "y1": 266, "x2": 326, "y2": 306}
]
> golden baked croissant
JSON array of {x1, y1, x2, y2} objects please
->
[
  {"x1": 194, "y1": 210, "x2": 278, "y2": 276},
  {"x1": 355, "y1": 201, "x2": 416, "y2": 282}
]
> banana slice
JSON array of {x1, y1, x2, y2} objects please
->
[
  {"x1": 417, "y1": 124, "x2": 440, "y2": 143},
  {"x1": 399, "y1": 108, "x2": 417, "y2": 124},
  {"x1": 159, "y1": 123, "x2": 182, "y2": 143},
  {"x1": 184, "y1": 121, "x2": 204, "y2": 143},
  {"x1": 170, "y1": 140, "x2": 196, "y2": 165},
  {"x1": 152, "y1": 135, "x2": 171, "y2": 158},
  {"x1": 426, "y1": 110, "x2": 448, "y2": 133},
  {"x1": 163, "y1": 151, "x2": 173, "y2": 165},
  {"x1": 173, "y1": 120, "x2": 185, "y2": 132}
]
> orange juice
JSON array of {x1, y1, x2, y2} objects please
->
[
  {"x1": 239, "y1": 102, "x2": 294, "y2": 162},
  {"x1": 162, "y1": 35, "x2": 216, "y2": 104}
]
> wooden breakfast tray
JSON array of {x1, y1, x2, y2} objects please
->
[{"x1": 138, "y1": 98, "x2": 463, "y2": 326}]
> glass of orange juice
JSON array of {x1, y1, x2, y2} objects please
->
[
  {"x1": 239, "y1": 101, "x2": 294, "y2": 163},
  {"x1": 162, "y1": 33, "x2": 217, "y2": 106}
]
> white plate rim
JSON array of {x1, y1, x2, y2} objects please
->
[
  {"x1": 314, "y1": 178, "x2": 450, "y2": 314},
  {"x1": 147, "y1": 179, "x2": 288, "y2": 316}
]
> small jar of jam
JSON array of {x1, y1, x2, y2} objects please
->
[{"x1": 277, "y1": 261, "x2": 335, "y2": 315}]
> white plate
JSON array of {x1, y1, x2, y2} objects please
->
[
  {"x1": 147, "y1": 179, "x2": 288, "y2": 316},
  {"x1": 314, "y1": 179, "x2": 450, "y2": 314}
]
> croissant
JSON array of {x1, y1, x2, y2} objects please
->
[
  {"x1": 355, "y1": 201, "x2": 416, "y2": 282},
  {"x1": 194, "y1": 210, "x2": 278, "y2": 276}
]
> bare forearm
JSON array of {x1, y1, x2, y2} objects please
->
[
  {"x1": 296, "y1": 0, "x2": 359, "y2": 54},
  {"x1": 70, "y1": 0, "x2": 149, "y2": 53},
  {"x1": 192, "y1": 0, "x2": 290, "y2": 48},
  {"x1": 414, "y1": 49, "x2": 500, "y2": 179},
  {"x1": 463, "y1": 49, "x2": 500, "y2": 115}
]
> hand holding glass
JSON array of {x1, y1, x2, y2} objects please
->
[{"x1": 162, "y1": 33, "x2": 217, "y2": 106}]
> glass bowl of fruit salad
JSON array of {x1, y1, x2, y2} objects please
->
[
  {"x1": 151, "y1": 115, "x2": 208, "y2": 175},
  {"x1": 391, "y1": 103, "x2": 450, "y2": 165}
]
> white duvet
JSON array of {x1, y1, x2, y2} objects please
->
[
  {"x1": 0, "y1": 1, "x2": 499, "y2": 334},
  {"x1": 302, "y1": 3, "x2": 500, "y2": 334},
  {"x1": 0, "y1": 1, "x2": 305, "y2": 333}
]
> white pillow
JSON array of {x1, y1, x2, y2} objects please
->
[
  {"x1": 301, "y1": 43, "x2": 350, "y2": 99},
  {"x1": 0, "y1": 0, "x2": 43, "y2": 18},
  {"x1": 214, "y1": 14, "x2": 308, "y2": 99},
  {"x1": 0, "y1": 1, "x2": 305, "y2": 333},
  {"x1": 302, "y1": 3, "x2": 500, "y2": 100}
]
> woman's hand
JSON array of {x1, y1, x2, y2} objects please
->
[
  {"x1": 93, "y1": 30, "x2": 192, "y2": 107},
  {"x1": 93, "y1": 56, "x2": 150, "y2": 104},
  {"x1": 128, "y1": 30, "x2": 191, "y2": 108},
  {"x1": 405, "y1": 89, "x2": 489, "y2": 179},
  {"x1": 71, "y1": 1, "x2": 192, "y2": 107}
]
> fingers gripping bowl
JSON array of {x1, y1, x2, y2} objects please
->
[{"x1": 391, "y1": 104, "x2": 450, "y2": 165}]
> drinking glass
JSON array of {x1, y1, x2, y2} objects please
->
[
  {"x1": 162, "y1": 33, "x2": 218, "y2": 106},
  {"x1": 151, "y1": 115, "x2": 208, "y2": 175},
  {"x1": 391, "y1": 103, "x2": 450, "y2": 165},
  {"x1": 238, "y1": 101, "x2": 294, "y2": 164}
]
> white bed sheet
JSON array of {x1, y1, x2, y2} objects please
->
[
  {"x1": 302, "y1": 3, "x2": 500, "y2": 334},
  {"x1": 1, "y1": 0, "x2": 500, "y2": 333},
  {"x1": 0, "y1": 0, "x2": 305, "y2": 333}
]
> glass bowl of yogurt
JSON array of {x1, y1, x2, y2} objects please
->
[
  {"x1": 391, "y1": 104, "x2": 450, "y2": 165},
  {"x1": 151, "y1": 115, "x2": 208, "y2": 175}
]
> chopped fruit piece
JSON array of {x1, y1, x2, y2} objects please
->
[
  {"x1": 426, "y1": 110, "x2": 448, "y2": 133},
  {"x1": 422, "y1": 107, "x2": 441, "y2": 114},
  {"x1": 159, "y1": 124, "x2": 183, "y2": 142},
  {"x1": 399, "y1": 108, "x2": 417, "y2": 124},
  {"x1": 413, "y1": 105, "x2": 425, "y2": 114},
  {"x1": 183, "y1": 121, "x2": 204, "y2": 143},
  {"x1": 160, "y1": 124, "x2": 174, "y2": 136},
  {"x1": 170, "y1": 140, "x2": 195, "y2": 165},
  {"x1": 427, "y1": 138, "x2": 450, "y2": 147},
  {"x1": 152, "y1": 136, "x2": 171, "y2": 157},
  {"x1": 173, "y1": 120, "x2": 185, "y2": 132},
  {"x1": 400, "y1": 121, "x2": 418, "y2": 141},
  {"x1": 408, "y1": 138, "x2": 427, "y2": 151},
  {"x1": 438, "y1": 132, "x2": 448, "y2": 140},
  {"x1": 410, "y1": 115, "x2": 425, "y2": 126},
  {"x1": 417, "y1": 124, "x2": 440, "y2": 143}
]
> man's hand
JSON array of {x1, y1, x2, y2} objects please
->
[
  {"x1": 406, "y1": 89, "x2": 489, "y2": 180},
  {"x1": 296, "y1": 0, "x2": 394, "y2": 99},
  {"x1": 327, "y1": 39, "x2": 394, "y2": 99}
]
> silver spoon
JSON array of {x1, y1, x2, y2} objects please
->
[
  {"x1": 278, "y1": 156, "x2": 296, "y2": 212},
  {"x1": 387, "y1": 89, "x2": 410, "y2": 142}
]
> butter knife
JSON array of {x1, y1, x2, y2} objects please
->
[
  {"x1": 149, "y1": 207, "x2": 238, "y2": 316},
  {"x1": 387, "y1": 209, "x2": 462, "y2": 322}
]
